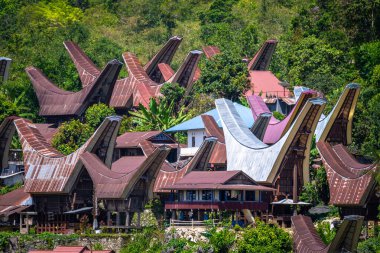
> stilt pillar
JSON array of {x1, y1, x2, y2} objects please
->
[{"x1": 137, "y1": 212, "x2": 141, "y2": 227}]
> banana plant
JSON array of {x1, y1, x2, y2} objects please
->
[{"x1": 130, "y1": 98, "x2": 190, "y2": 131}]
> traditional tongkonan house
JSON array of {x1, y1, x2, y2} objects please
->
[
  {"x1": 292, "y1": 214, "x2": 364, "y2": 253},
  {"x1": 0, "y1": 116, "x2": 170, "y2": 233},
  {"x1": 315, "y1": 83, "x2": 379, "y2": 220},
  {"x1": 216, "y1": 97, "x2": 326, "y2": 226},
  {"x1": 202, "y1": 40, "x2": 296, "y2": 114},
  {"x1": 63, "y1": 37, "x2": 202, "y2": 114},
  {"x1": 114, "y1": 131, "x2": 180, "y2": 163},
  {"x1": 163, "y1": 171, "x2": 275, "y2": 225}
]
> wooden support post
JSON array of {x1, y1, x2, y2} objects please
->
[
  {"x1": 107, "y1": 211, "x2": 111, "y2": 226},
  {"x1": 116, "y1": 212, "x2": 120, "y2": 226},
  {"x1": 293, "y1": 162, "x2": 298, "y2": 204},
  {"x1": 26, "y1": 214, "x2": 29, "y2": 233},
  {"x1": 19, "y1": 213, "x2": 22, "y2": 232},
  {"x1": 125, "y1": 211, "x2": 130, "y2": 227},
  {"x1": 137, "y1": 212, "x2": 141, "y2": 227}
]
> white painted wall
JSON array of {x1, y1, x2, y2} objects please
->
[{"x1": 187, "y1": 129, "x2": 206, "y2": 148}]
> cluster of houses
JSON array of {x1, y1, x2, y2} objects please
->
[{"x1": 0, "y1": 37, "x2": 378, "y2": 252}]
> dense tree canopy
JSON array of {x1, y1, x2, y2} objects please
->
[{"x1": 0, "y1": 0, "x2": 379, "y2": 157}]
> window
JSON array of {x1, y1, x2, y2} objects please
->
[
  {"x1": 202, "y1": 190, "x2": 213, "y2": 200},
  {"x1": 186, "y1": 190, "x2": 196, "y2": 201},
  {"x1": 191, "y1": 136, "x2": 195, "y2": 147},
  {"x1": 223, "y1": 190, "x2": 241, "y2": 201},
  {"x1": 245, "y1": 191, "x2": 256, "y2": 201}
]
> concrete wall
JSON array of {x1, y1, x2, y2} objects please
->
[{"x1": 187, "y1": 129, "x2": 206, "y2": 148}]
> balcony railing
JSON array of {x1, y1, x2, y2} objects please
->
[
  {"x1": 165, "y1": 201, "x2": 268, "y2": 211},
  {"x1": 169, "y1": 219, "x2": 218, "y2": 227}
]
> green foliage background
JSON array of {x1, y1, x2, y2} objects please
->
[{"x1": 1, "y1": 0, "x2": 379, "y2": 156}]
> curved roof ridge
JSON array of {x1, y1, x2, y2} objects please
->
[
  {"x1": 248, "y1": 90, "x2": 318, "y2": 144},
  {"x1": 27, "y1": 60, "x2": 122, "y2": 117},
  {"x1": 216, "y1": 97, "x2": 326, "y2": 183},
  {"x1": 317, "y1": 142, "x2": 375, "y2": 180},
  {"x1": 316, "y1": 83, "x2": 360, "y2": 143},
  {"x1": 153, "y1": 138, "x2": 217, "y2": 192},
  {"x1": 63, "y1": 41, "x2": 100, "y2": 88},
  {"x1": 14, "y1": 118, "x2": 63, "y2": 158},
  {"x1": 19, "y1": 116, "x2": 121, "y2": 193},
  {"x1": 292, "y1": 215, "x2": 328, "y2": 252},
  {"x1": 144, "y1": 36, "x2": 182, "y2": 82}
]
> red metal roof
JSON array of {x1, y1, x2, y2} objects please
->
[
  {"x1": 16, "y1": 116, "x2": 121, "y2": 194},
  {"x1": 292, "y1": 215, "x2": 364, "y2": 253},
  {"x1": 317, "y1": 142, "x2": 376, "y2": 206},
  {"x1": 201, "y1": 115, "x2": 225, "y2": 143},
  {"x1": 163, "y1": 171, "x2": 275, "y2": 191},
  {"x1": 209, "y1": 142, "x2": 226, "y2": 165},
  {"x1": 0, "y1": 187, "x2": 31, "y2": 216},
  {"x1": 81, "y1": 144, "x2": 170, "y2": 199},
  {"x1": 26, "y1": 59, "x2": 122, "y2": 117},
  {"x1": 158, "y1": 63, "x2": 175, "y2": 81},
  {"x1": 247, "y1": 71, "x2": 291, "y2": 99},
  {"x1": 111, "y1": 156, "x2": 146, "y2": 173},
  {"x1": 248, "y1": 91, "x2": 317, "y2": 144},
  {"x1": 64, "y1": 41, "x2": 100, "y2": 88},
  {"x1": 63, "y1": 38, "x2": 200, "y2": 110},
  {"x1": 144, "y1": 36, "x2": 182, "y2": 83},
  {"x1": 116, "y1": 131, "x2": 161, "y2": 148},
  {"x1": 154, "y1": 138, "x2": 217, "y2": 193},
  {"x1": 33, "y1": 123, "x2": 58, "y2": 143},
  {"x1": 202, "y1": 46, "x2": 221, "y2": 59},
  {"x1": 201, "y1": 115, "x2": 227, "y2": 165}
]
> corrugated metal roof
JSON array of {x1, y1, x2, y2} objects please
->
[
  {"x1": 247, "y1": 71, "x2": 292, "y2": 99},
  {"x1": 163, "y1": 171, "x2": 275, "y2": 191},
  {"x1": 158, "y1": 63, "x2": 175, "y2": 81},
  {"x1": 202, "y1": 46, "x2": 221, "y2": 59},
  {"x1": 292, "y1": 215, "x2": 364, "y2": 253},
  {"x1": 154, "y1": 138, "x2": 217, "y2": 193},
  {"x1": 111, "y1": 156, "x2": 146, "y2": 173},
  {"x1": 17, "y1": 116, "x2": 121, "y2": 194},
  {"x1": 166, "y1": 103, "x2": 254, "y2": 132},
  {"x1": 116, "y1": 131, "x2": 161, "y2": 148},
  {"x1": 26, "y1": 59, "x2": 122, "y2": 117},
  {"x1": 317, "y1": 142, "x2": 376, "y2": 206}
]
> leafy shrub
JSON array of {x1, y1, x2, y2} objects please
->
[
  {"x1": 120, "y1": 228, "x2": 163, "y2": 253},
  {"x1": 0, "y1": 182, "x2": 23, "y2": 195},
  {"x1": 206, "y1": 227, "x2": 236, "y2": 253},
  {"x1": 357, "y1": 235, "x2": 380, "y2": 253},
  {"x1": 272, "y1": 111, "x2": 285, "y2": 120},
  {"x1": 315, "y1": 221, "x2": 336, "y2": 244},
  {"x1": 85, "y1": 103, "x2": 115, "y2": 129},
  {"x1": 236, "y1": 221, "x2": 292, "y2": 253},
  {"x1": 51, "y1": 119, "x2": 93, "y2": 155},
  {"x1": 93, "y1": 242, "x2": 103, "y2": 250}
]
